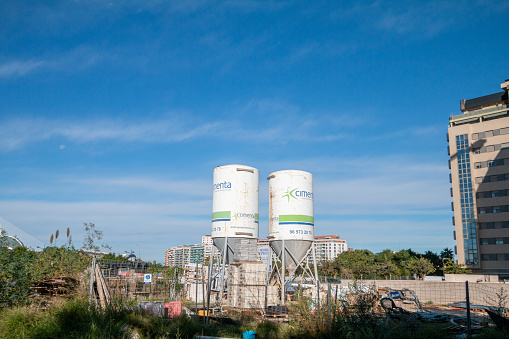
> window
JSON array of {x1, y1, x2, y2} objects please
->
[
  {"x1": 502, "y1": 127, "x2": 509, "y2": 135},
  {"x1": 479, "y1": 132, "x2": 486, "y2": 138},
  {"x1": 481, "y1": 238, "x2": 495, "y2": 245},
  {"x1": 493, "y1": 129, "x2": 500, "y2": 136},
  {"x1": 481, "y1": 254, "x2": 497, "y2": 261},
  {"x1": 486, "y1": 130, "x2": 494, "y2": 138},
  {"x1": 475, "y1": 177, "x2": 482, "y2": 184},
  {"x1": 472, "y1": 133, "x2": 479, "y2": 140}
]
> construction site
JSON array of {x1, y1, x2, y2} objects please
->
[{"x1": 85, "y1": 164, "x2": 509, "y2": 336}]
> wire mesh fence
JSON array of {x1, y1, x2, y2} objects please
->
[
  {"x1": 101, "y1": 271, "x2": 183, "y2": 302},
  {"x1": 336, "y1": 279, "x2": 509, "y2": 324}
]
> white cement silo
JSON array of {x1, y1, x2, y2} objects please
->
[
  {"x1": 212, "y1": 164, "x2": 259, "y2": 263},
  {"x1": 268, "y1": 170, "x2": 314, "y2": 268}
]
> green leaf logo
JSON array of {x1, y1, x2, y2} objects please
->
[{"x1": 283, "y1": 188, "x2": 298, "y2": 202}]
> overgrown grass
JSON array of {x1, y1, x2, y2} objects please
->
[
  {"x1": 0, "y1": 298, "x2": 204, "y2": 338},
  {"x1": 1, "y1": 297, "x2": 508, "y2": 338}
]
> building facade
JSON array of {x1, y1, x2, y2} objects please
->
[
  {"x1": 448, "y1": 79, "x2": 509, "y2": 275},
  {"x1": 165, "y1": 235, "x2": 218, "y2": 267},
  {"x1": 165, "y1": 245, "x2": 191, "y2": 267},
  {"x1": 258, "y1": 235, "x2": 347, "y2": 265},
  {"x1": 306, "y1": 235, "x2": 347, "y2": 265}
]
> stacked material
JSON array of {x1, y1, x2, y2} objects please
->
[
  {"x1": 233, "y1": 238, "x2": 258, "y2": 262},
  {"x1": 227, "y1": 262, "x2": 278, "y2": 309}
]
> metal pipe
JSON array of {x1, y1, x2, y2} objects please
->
[
  {"x1": 219, "y1": 237, "x2": 228, "y2": 305},
  {"x1": 202, "y1": 264, "x2": 205, "y2": 323},
  {"x1": 466, "y1": 281, "x2": 471, "y2": 336},
  {"x1": 206, "y1": 245, "x2": 215, "y2": 324},
  {"x1": 195, "y1": 262, "x2": 198, "y2": 316},
  {"x1": 312, "y1": 243, "x2": 320, "y2": 311},
  {"x1": 264, "y1": 245, "x2": 272, "y2": 312},
  {"x1": 282, "y1": 238, "x2": 286, "y2": 305}
]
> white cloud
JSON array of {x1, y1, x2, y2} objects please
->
[
  {"x1": 68, "y1": 176, "x2": 211, "y2": 198},
  {"x1": 0, "y1": 116, "x2": 221, "y2": 151},
  {"x1": 0, "y1": 99, "x2": 369, "y2": 150},
  {"x1": 0, "y1": 60, "x2": 47, "y2": 77},
  {"x1": 0, "y1": 46, "x2": 104, "y2": 79},
  {"x1": 0, "y1": 199, "x2": 211, "y2": 261}
]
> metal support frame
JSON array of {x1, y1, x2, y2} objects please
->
[
  {"x1": 217, "y1": 236, "x2": 234, "y2": 307},
  {"x1": 265, "y1": 241, "x2": 319, "y2": 306},
  {"x1": 206, "y1": 245, "x2": 215, "y2": 324}
]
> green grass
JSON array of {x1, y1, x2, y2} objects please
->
[{"x1": 1, "y1": 298, "x2": 509, "y2": 339}]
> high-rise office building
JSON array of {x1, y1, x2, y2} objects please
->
[{"x1": 448, "y1": 79, "x2": 509, "y2": 275}]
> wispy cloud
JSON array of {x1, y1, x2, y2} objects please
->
[
  {"x1": 0, "y1": 46, "x2": 104, "y2": 79},
  {"x1": 0, "y1": 60, "x2": 47, "y2": 77},
  {"x1": 0, "y1": 98, "x2": 367, "y2": 150},
  {"x1": 0, "y1": 116, "x2": 221, "y2": 151}
]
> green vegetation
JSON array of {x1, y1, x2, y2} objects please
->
[
  {"x1": 0, "y1": 226, "x2": 495, "y2": 338},
  {"x1": 2, "y1": 295, "x2": 507, "y2": 338},
  {"x1": 82, "y1": 223, "x2": 111, "y2": 254},
  {"x1": 318, "y1": 247, "x2": 471, "y2": 279},
  {"x1": 0, "y1": 246, "x2": 89, "y2": 309}
]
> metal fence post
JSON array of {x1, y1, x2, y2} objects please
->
[{"x1": 466, "y1": 281, "x2": 471, "y2": 336}]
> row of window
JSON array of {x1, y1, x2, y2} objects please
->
[
  {"x1": 479, "y1": 205, "x2": 509, "y2": 214},
  {"x1": 474, "y1": 157, "x2": 509, "y2": 169},
  {"x1": 472, "y1": 142, "x2": 509, "y2": 154},
  {"x1": 481, "y1": 253, "x2": 509, "y2": 261},
  {"x1": 475, "y1": 174, "x2": 509, "y2": 183},
  {"x1": 480, "y1": 238, "x2": 509, "y2": 245},
  {"x1": 472, "y1": 127, "x2": 509, "y2": 140},
  {"x1": 456, "y1": 134, "x2": 478, "y2": 266},
  {"x1": 479, "y1": 221, "x2": 509, "y2": 229},
  {"x1": 477, "y1": 189, "x2": 509, "y2": 199}
]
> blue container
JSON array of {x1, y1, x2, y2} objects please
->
[{"x1": 243, "y1": 330, "x2": 256, "y2": 339}]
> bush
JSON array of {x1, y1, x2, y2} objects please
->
[{"x1": 0, "y1": 246, "x2": 90, "y2": 309}]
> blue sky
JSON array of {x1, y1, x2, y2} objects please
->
[{"x1": 1, "y1": 0, "x2": 508, "y2": 262}]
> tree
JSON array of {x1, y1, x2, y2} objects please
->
[
  {"x1": 444, "y1": 259, "x2": 472, "y2": 274},
  {"x1": 99, "y1": 253, "x2": 129, "y2": 263},
  {"x1": 423, "y1": 250, "x2": 441, "y2": 269},
  {"x1": 81, "y1": 223, "x2": 110, "y2": 254},
  {"x1": 375, "y1": 261, "x2": 399, "y2": 280},
  {"x1": 374, "y1": 249, "x2": 398, "y2": 279},
  {"x1": 406, "y1": 257, "x2": 435, "y2": 279},
  {"x1": 440, "y1": 248, "x2": 454, "y2": 261},
  {"x1": 318, "y1": 260, "x2": 338, "y2": 278},
  {"x1": 334, "y1": 250, "x2": 375, "y2": 278}
]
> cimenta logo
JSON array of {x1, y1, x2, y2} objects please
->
[
  {"x1": 283, "y1": 187, "x2": 313, "y2": 201},
  {"x1": 233, "y1": 212, "x2": 255, "y2": 219},
  {"x1": 213, "y1": 181, "x2": 231, "y2": 190}
]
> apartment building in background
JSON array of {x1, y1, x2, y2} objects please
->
[
  {"x1": 165, "y1": 235, "x2": 217, "y2": 267},
  {"x1": 257, "y1": 235, "x2": 347, "y2": 265},
  {"x1": 306, "y1": 235, "x2": 348, "y2": 265},
  {"x1": 448, "y1": 78, "x2": 509, "y2": 276},
  {"x1": 165, "y1": 245, "x2": 191, "y2": 267}
]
